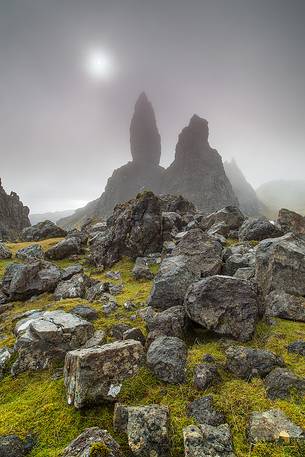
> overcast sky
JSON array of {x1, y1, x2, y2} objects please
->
[{"x1": 1, "y1": 0, "x2": 305, "y2": 213}]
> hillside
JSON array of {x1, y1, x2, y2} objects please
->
[{"x1": 257, "y1": 180, "x2": 305, "y2": 219}]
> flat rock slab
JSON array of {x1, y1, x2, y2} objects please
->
[
  {"x1": 183, "y1": 423, "x2": 235, "y2": 457},
  {"x1": 64, "y1": 339, "x2": 144, "y2": 408},
  {"x1": 62, "y1": 427, "x2": 123, "y2": 457}
]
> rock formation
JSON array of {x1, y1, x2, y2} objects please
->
[
  {"x1": 163, "y1": 115, "x2": 238, "y2": 213},
  {"x1": 0, "y1": 179, "x2": 30, "y2": 240}
]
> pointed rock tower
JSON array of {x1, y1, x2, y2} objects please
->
[
  {"x1": 163, "y1": 115, "x2": 238, "y2": 213},
  {"x1": 0, "y1": 178, "x2": 30, "y2": 240}
]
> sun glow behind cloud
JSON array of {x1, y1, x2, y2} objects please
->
[{"x1": 85, "y1": 49, "x2": 115, "y2": 80}]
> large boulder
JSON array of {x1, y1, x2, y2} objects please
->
[
  {"x1": 45, "y1": 237, "x2": 81, "y2": 260},
  {"x1": 277, "y1": 208, "x2": 305, "y2": 235},
  {"x1": 0, "y1": 243, "x2": 12, "y2": 259},
  {"x1": 132, "y1": 257, "x2": 153, "y2": 280},
  {"x1": 148, "y1": 229, "x2": 222, "y2": 310},
  {"x1": 62, "y1": 427, "x2": 123, "y2": 457},
  {"x1": 264, "y1": 367, "x2": 305, "y2": 400},
  {"x1": 185, "y1": 275, "x2": 258, "y2": 341},
  {"x1": 183, "y1": 423, "x2": 235, "y2": 457},
  {"x1": 53, "y1": 273, "x2": 91, "y2": 301},
  {"x1": 21, "y1": 220, "x2": 66, "y2": 241},
  {"x1": 146, "y1": 336, "x2": 187, "y2": 384},
  {"x1": 248, "y1": 409, "x2": 304, "y2": 443},
  {"x1": 255, "y1": 233, "x2": 305, "y2": 297},
  {"x1": 64, "y1": 340, "x2": 144, "y2": 408},
  {"x1": 0, "y1": 178, "x2": 30, "y2": 241},
  {"x1": 12, "y1": 310, "x2": 93, "y2": 375},
  {"x1": 16, "y1": 244, "x2": 45, "y2": 260},
  {"x1": 239, "y1": 217, "x2": 282, "y2": 241},
  {"x1": 265, "y1": 290, "x2": 305, "y2": 322},
  {"x1": 2, "y1": 260, "x2": 61, "y2": 301}
]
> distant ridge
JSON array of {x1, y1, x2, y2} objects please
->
[{"x1": 30, "y1": 209, "x2": 75, "y2": 225}]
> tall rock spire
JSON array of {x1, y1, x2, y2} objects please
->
[
  {"x1": 130, "y1": 92, "x2": 161, "y2": 166},
  {"x1": 0, "y1": 178, "x2": 30, "y2": 240}
]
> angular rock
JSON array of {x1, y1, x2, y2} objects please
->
[
  {"x1": 0, "y1": 347, "x2": 11, "y2": 380},
  {"x1": 16, "y1": 244, "x2": 45, "y2": 260},
  {"x1": 2, "y1": 260, "x2": 61, "y2": 301},
  {"x1": 264, "y1": 367, "x2": 305, "y2": 399},
  {"x1": 12, "y1": 310, "x2": 93, "y2": 375},
  {"x1": 148, "y1": 229, "x2": 222, "y2": 310},
  {"x1": 123, "y1": 327, "x2": 145, "y2": 345},
  {"x1": 71, "y1": 305, "x2": 98, "y2": 321},
  {"x1": 248, "y1": 409, "x2": 305, "y2": 443},
  {"x1": 0, "y1": 242, "x2": 12, "y2": 259},
  {"x1": 145, "y1": 305, "x2": 189, "y2": 339},
  {"x1": 53, "y1": 273, "x2": 90, "y2": 301},
  {"x1": 187, "y1": 396, "x2": 225, "y2": 426},
  {"x1": 234, "y1": 267, "x2": 255, "y2": 280},
  {"x1": 159, "y1": 194, "x2": 196, "y2": 216},
  {"x1": 62, "y1": 427, "x2": 123, "y2": 457},
  {"x1": 277, "y1": 208, "x2": 305, "y2": 235},
  {"x1": 183, "y1": 423, "x2": 235, "y2": 457},
  {"x1": 85, "y1": 281, "x2": 110, "y2": 302},
  {"x1": 45, "y1": 237, "x2": 81, "y2": 260},
  {"x1": 64, "y1": 340, "x2": 144, "y2": 408},
  {"x1": 111, "y1": 323, "x2": 132, "y2": 340},
  {"x1": 61, "y1": 264, "x2": 83, "y2": 280},
  {"x1": 265, "y1": 290, "x2": 305, "y2": 322},
  {"x1": 162, "y1": 211, "x2": 184, "y2": 240},
  {"x1": 194, "y1": 364, "x2": 220, "y2": 390},
  {"x1": 223, "y1": 251, "x2": 255, "y2": 276},
  {"x1": 201, "y1": 206, "x2": 245, "y2": 236},
  {"x1": 288, "y1": 341, "x2": 305, "y2": 357},
  {"x1": 0, "y1": 434, "x2": 34, "y2": 457},
  {"x1": 185, "y1": 275, "x2": 258, "y2": 341},
  {"x1": 146, "y1": 336, "x2": 187, "y2": 384},
  {"x1": 239, "y1": 217, "x2": 282, "y2": 241},
  {"x1": 225, "y1": 346, "x2": 284, "y2": 379},
  {"x1": 21, "y1": 220, "x2": 66, "y2": 241},
  {"x1": 132, "y1": 257, "x2": 153, "y2": 280},
  {"x1": 0, "y1": 178, "x2": 30, "y2": 241}
]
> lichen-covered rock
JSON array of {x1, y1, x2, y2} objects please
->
[
  {"x1": 0, "y1": 243, "x2": 12, "y2": 259},
  {"x1": 239, "y1": 217, "x2": 282, "y2": 241},
  {"x1": 148, "y1": 229, "x2": 222, "y2": 310},
  {"x1": 64, "y1": 340, "x2": 144, "y2": 408},
  {"x1": 248, "y1": 409, "x2": 305, "y2": 443},
  {"x1": 183, "y1": 423, "x2": 235, "y2": 457},
  {"x1": 2, "y1": 260, "x2": 61, "y2": 301},
  {"x1": 132, "y1": 257, "x2": 153, "y2": 280},
  {"x1": 144, "y1": 306, "x2": 189, "y2": 339},
  {"x1": 265, "y1": 290, "x2": 305, "y2": 322},
  {"x1": 45, "y1": 237, "x2": 81, "y2": 260},
  {"x1": 0, "y1": 178, "x2": 30, "y2": 241},
  {"x1": 225, "y1": 346, "x2": 284, "y2": 379},
  {"x1": 12, "y1": 310, "x2": 94, "y2": 375},
  {"x1": 16, "y1": 244, "x2": 45, "y2": 260},
  {"x1": 21, "y1": 220, "x2": 66, "y2": 241},
  {"x1": 193, "y1": 364, "x2": 220, "y2": 390},
  {"x1": 255, "y1": 233, "x2": 305, "y2": 297},
  {"x1": 62, "y1": 427, "x2": 123, "y2": 457},
  {"x1": 123, "y1": 327, "x2": 146, "y2": 345},
  {"x1": 0, "y1": 434, "x2": 34, "y2": 457},
  {"x1": 53, "y1": 273, "x2": 91, "y2": 301},
  {"x1": 185, "y1": 275, "x2": 258, "y2": 341},
  {"x1": 0, "y1": 347, "x2": 11, "y2": 380},
  {"x1": 277, "y1": 208, "x2": 305, "y2": 235},
  {"x1": 146, "y1": 336, "x2": 187, "y2": 384},
  {"x1": 264, "y1": 367, "x2": 305, "y2": 400},
  {"x1": 187, "y1": 396, "x2": 225, "y2": 426},
  {"x1": 288, "y1": 340, "x2": 305, "y2": 357}
]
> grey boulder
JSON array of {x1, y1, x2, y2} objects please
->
[
  {"x1": 16, "y1": 244, "x2": 45, "y2": 260},
  {"x1": 21, "y1": 220, "x2": 66, "y2": 241},
  {"x1": 62, "y1": 427, "x2": 123, "y2": 457},
  {"x1": 144, "y1": 305, "x2": 189, "y2": 339},
  {"x1": 45, "y1": 237, "x2": 81, "y2": 260},
  {"x1": 193, "y1": 364, "x2": 220, "y2": 390},
  {"x1": 265, "y1": 290, "x2": 305, "y2": 322},
  {"x1": 132, "y1": 257, "x2": 153, "y2": 280},
  {"x1": 183, "y1": 423, "x2": 235, "y2": 457},
  {"x1": 239, "y1": 217, "x2": 282, "y2": 241},
  {"x1": 53, "y1": 273, "x2": 91, "y2": 301},
  {"x1": 248, "y1": 409, "x2": 304, "y2": 443},
  {"x1": 264, "y1": 367, "x2": 305, "y2": 400},
  {"x1": 187, "y1": 395, "x2": 225, "y2": 426}
]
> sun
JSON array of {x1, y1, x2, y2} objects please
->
[{"x1": 85, "y1": 49, "x2": 115, "y2": 80}]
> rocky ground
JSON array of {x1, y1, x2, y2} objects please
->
[{"x1": 0, "y1": 192, "x2": 304, "y2": 457}]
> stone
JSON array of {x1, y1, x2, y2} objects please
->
[
  {"x1": 146, "y1": 336, "x2": 187, "y2": 384},
  {"x1": 132, "y1": 257, "x2": 153, "y2": 280},
  {"x1": 21, "y1": 220, "x2": 66, "y2": 241},
  {"x1": 264, "y1": 367, "x2": 305, "y2": 399},
  {"x1": 12, "y1": 310, "x2": 94, "y2": 375},
  {"x1": 64, "y1": 340, "x2": 144, "y2": 407},
  {"x1": 288, "y1": 341, "x2": 305, "y2": 357},
  {"x1": 255, "y1": 233, "x2": 305, "y2": 297},
  {"x1": 102, "y1": 300, "x2": 118, "y2": 315},
  {"x1": 194, "y1": 364, "x2": 220, "y2": 390},
  {"x1": 82, "y1": 330, "x2": 106, "y2": 348},
  {"x1": 162, "y1": 211, "x2": 184, "y2": 240},
  {"x1": 111, "y1": 323, "x2": 132, "y2": 340},
  {"x1": 145, "y1": 305, "x2": 189, "y2": 339},
  {"x1": 148, "y1": 229, "x2": 222, "y2": 310},
  {"x1": 159, "y1": 194, "x2": 196, "y2": 215},
  {"x1": 0, "y1": 178, "x2": 30, "y2": 241},
  {"x1": 277, "y1": 208, "x2": 305, "y2": 235},
  {"x1": 16, "y1": 244, "x2": 45, "y2": 260},
  {"x1": 0, "y1": 242, "x2": 12, "y2": 259},
  {"x1": 201, "y1": 206, "x2": 245, "y2": 234},
  {"x1": 0, "y1": 347, "x2": 11, "y2": 380},
  {"x1": 105, "y1": 270, "x2": 121, "y2": 280},
  {"x1": 223, "y1": 251, "x2": 255, "y2": 276},
  {"x1": 248, "y1": 409, "x2": 305, "y2": 443},
  {"x1": 61, "y1": 427, "x2": 123, "y2": 457},
  {"x1": 187, "y1": 396, "x2": 225, "y2": 426},
  {"x1": 185, "y1": 275, "x2": 258, "y2": 341},
  {"x1": 71, "y1": 305, "x2": 98, "y2": 321},
  {"x1": 163, "y1": 115, "x2": 239, "y2": 213},
  {"x1": 61, "y1": 264, "x2": 83, "y2": 280},
  {"x1": 239, "y1": 217, "x2": 282, "y2": 241},
  {"x1": 183, "y1": 423, "x2": 235, "y2": 457},
  {"x1": 85, "y1": 281, "x2": 110, "y2": 302},
  {"x1": 225, "y1": 346, "x2": 284, "y2": 379},
  {"x1": 123, "y1": 327, "x2": 145, "y2": 345},
  {"x1": 265, "y1": 290, "x2": 305, "y2": 322},
  {"x1": 53, "y1": 273, "x2": 91, "y2": 301},
  {"x1": 0, "y1": 434, "x2": 35, "y2": 457},
  {"x1": 45, "y1": 237, "x2": 81, "y2": 260},
  {"x1": 234, "y1": 267, "x2": 255, "y2": 280},
  {"x1": 2, "y1": 260, "x2": 62, "y2": 301}
]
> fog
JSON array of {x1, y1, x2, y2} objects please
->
[{"x1": 1, "y1": 0, "x2": 305, "y2": 213}]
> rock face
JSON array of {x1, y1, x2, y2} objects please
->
[
  {"x1": 64, "y1": 340, "x2": 144, "y2": 408},
  {"x1": 183, "y1": 423, "x2": 235, "y2": 457},
  {"x1": 0, "y1": 179, "x2": 30, "y2": 241},
  {"x1": 185, "y1": 276, "x2": 258, "y2": 341},
  {"x1": 163, "y1": 115, "x2": 238, "y2": 213},
  {"x1": 62, "y1": 427, "x2": 123, "y2": 457},
  {"x1": 21, "y1": 220, "x2": 66, "y2": 241}
]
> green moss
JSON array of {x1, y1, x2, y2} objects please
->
[{"x1": 90, "y1": 442, "x2": 110, "y2": 456}]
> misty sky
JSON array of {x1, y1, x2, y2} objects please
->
[{"x1": 1, "y1": 0, "x2": 305, "y2": 213}]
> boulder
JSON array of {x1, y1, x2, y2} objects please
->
[
  {"x1": 12, "y1": 310, "x2": 93, "y2": 375},
  {"x1": 193, "y1": 364, "x2": 220, "y2": 390},
  {"x1": 71, "y1": 305, "x2": 98, "y2": 321},
  {"x1": 0, "y1": 243, "x2": 12, "y2": 259},
  {"x1": 159, "y1": 194, "x2": 196, "y2": 216},
  {"x1": 144, "y1": 306, "x2": 189, "y2": 340},
  {"x1": 148, "y1": 229, "x2": 222, "y2": 310},
  {"x1": 183, "y1": 423, "x2": 235, "y2": 457},
  {"x1": 146, "y1": 336, "x2": 187, "y2": 384},
  {"x1": 122, "y1": 327, "x2": 146, "y2": 345},
  {"x1": 62, "y1": 427, "x2": 123, "y2": 457},
  {"x1": 201, "y1": 206, "x2": 245, "y2": 236},
  {"x1": 265, "y1": 291, "x2": 305, "y2": 322},
  {"x1": 61, "y1": 264, "x2": 83, "y2": 280},
  {"x1": 277, "y1": 208, "x2": 305, "y2": 235},
  {"x1": 264, "y1": 367, "x2": 305, "y2": 400},
  {"x1": 132, "y1": 257, "x2": 153, "y2": 280},
  {"x1": 16, "y1": 244, "x2": 45, "y2": 260},
  {"x1": 21, "y1": 220, "x2": 66, "y2": 241},
  {"x1": 234, "y1": 267, "x2": 255, "y2": 280},
  {"x1": 82, "y1": 330, "x2": 106, "y2": 348},
  {"x1": 53, "y1": 273, "x2": 91, "y2": 301},
  {"x1": 45, "y1": 237, "x2": 81, "y2": 260},
  {"x1": 0, "y1": 435, "x2": 34, "y2": 457},
  {"x1": 187, "y1": 396, "x2": 225, "y2": 426},
  {"x1": 0, "y1": 347, "x2": 11, "y2": 380},
  {"x1": 223, "y1": 251, "x2": 255, "y2": 276},
  {"x1": 2, "y1": 260, "x2": 61, "y2": 301},
  {"x1": 185, "y1": 276, "x2": 258, "y2": 341},
  {"x1": 248, "y1": 409, "x2": 304, "y2": 443},
  {"x1": 255, "y1": 233, "x2": 305, "y2": 297},
  {"x1": 288, "y1": 341, "x2": 305, "y2": 357},
  {"x1": 239, "y1": 217, "x2": 282, "y2": 241},
  {"x1": 162, "y1": 211, "x2": 184, "y2": 240},
  {"x1": 111, "y1": 323, "x2": 132, "y2": 340},
  {"x1": 64, "y1": 340, "x2": 144, "y2": 408},
  {"x1": 225, "y1": 346, "x2": 284, "y2": 379},
  {"x1": 0, "y1": 178, "x2": 30, "y2": 241}
]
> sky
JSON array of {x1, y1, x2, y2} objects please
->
[{"x1": 0, "y1": 0, "x2": 305, "y2": 213}]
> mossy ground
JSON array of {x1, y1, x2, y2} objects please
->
[{"x1": 0, "y1": 240, "x2": 304, "y2": 456}]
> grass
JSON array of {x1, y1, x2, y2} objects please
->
[{"x1": 0, "y1": 241, "x2": 304, "y2": 456}]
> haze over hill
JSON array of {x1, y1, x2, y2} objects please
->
[{"x1": 257, "y1": 180, "x2": 305, "y2": 219}]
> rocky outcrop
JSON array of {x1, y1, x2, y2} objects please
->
[
  {"x1": 0, "y1": 179, "x2": 30, "y2": 241},
  {"x1": 163, "y1": 115, "x2": 238, "y2": 213}
]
